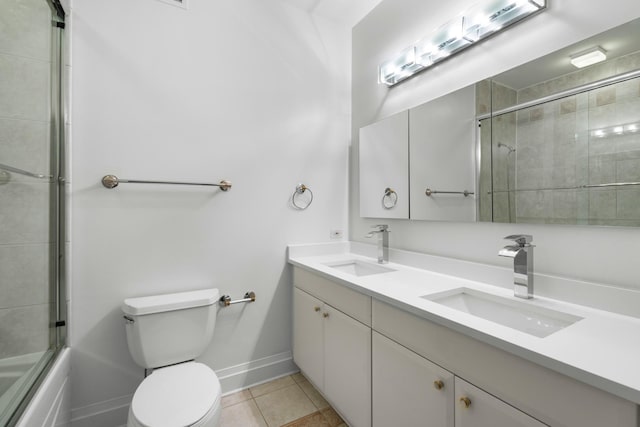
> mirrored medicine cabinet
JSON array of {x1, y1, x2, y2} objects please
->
[{"x1": 359, "y1": 18, "x2": 640, "y2": 227}]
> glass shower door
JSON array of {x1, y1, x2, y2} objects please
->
[{"x1": 0, "y1": 0, "x2": 66, "y2": 424}]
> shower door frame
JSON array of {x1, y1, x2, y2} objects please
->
[{"x1": 3, "y1": 0, "x2": 67, "y2": 425}]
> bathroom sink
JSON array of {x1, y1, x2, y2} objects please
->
[
  {"x1": 323, "y1": 260, "x2": 396, "y2": 277},
  {"x1": 422, "y1": 288, "x2": 582, "y2": 338}
]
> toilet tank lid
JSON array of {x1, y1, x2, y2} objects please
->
[{"x1": 122, "y1": 288, "x2": 220, "y2": 316}]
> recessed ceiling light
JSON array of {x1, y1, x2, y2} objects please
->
[{"x1": 570, "y1": 47, "x2": 607, "y2": 68}]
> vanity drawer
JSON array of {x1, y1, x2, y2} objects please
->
[
  {"x1": 293, "y1": 267, "x2": 371, "y2": 326},
  {"x1": 372, "y1": 299, "x2": 637, "y2": 427}
]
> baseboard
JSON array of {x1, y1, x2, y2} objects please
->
[
  {"x1": 70, "y1": 352, "x2": 297, "y2": 426},
  {"x1": 216, "y1": 351, "x2": 298, "y2": 394}
]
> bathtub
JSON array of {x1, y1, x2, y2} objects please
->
[
  {"x1": 10, "y1": 348, "x2": 70, "y2": 427},
  {"x1": 0, "y1": 352, "x2": 46, "y2": 418}
]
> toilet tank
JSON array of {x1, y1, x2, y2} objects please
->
[{"x1": 122, "y1": 288, "x2": 220, "y2": 369}]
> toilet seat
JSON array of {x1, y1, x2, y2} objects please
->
[{"x1": 129, "y1": 362, "x2": 221, "y2": 427}]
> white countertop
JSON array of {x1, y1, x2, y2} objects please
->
[{"x1": 287, "y1": 242, "x2": 640, "y2": 405}]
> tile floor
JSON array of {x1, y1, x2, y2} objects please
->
[{"x1": 220, "y1": 373, "x2": 347, "y2": 427}]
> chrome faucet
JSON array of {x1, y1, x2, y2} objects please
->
[
  {"x1": 366, "y1": 224, "x2": 390, "y2": 264},
  {"x1": 498, "y1": 234, "x2": 534, "y2": 299}
]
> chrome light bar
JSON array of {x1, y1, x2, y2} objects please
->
[{"x1": 379, "y1": 0, "x2": 546, "y2": 87}]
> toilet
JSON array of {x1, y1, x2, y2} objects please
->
[{"x1": 122, "y1": 288, "x2": 222, "y2": 427}]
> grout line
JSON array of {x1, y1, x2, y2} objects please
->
[
  {"x1": 221, "y1": 374, "x2": 343, "y2": 427},
  {"x1": 252, "y1": 396, "x2": 271, "y2": 427}
]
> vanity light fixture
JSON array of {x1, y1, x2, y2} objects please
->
[
  {"x1": 379, "y1": 0, "x2": 546, "y2": 86},
  {"x1": 590, "y1": 121, "x2": 640, "y2": 139},
  {"x1": 570, "y1": 46, "x2": 607, "y2": 68}
]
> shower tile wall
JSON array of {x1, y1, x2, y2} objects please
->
[
  {"x1": 488, "y1": 50, "x2": 640, "y2": 225},
  {"x1": 0, "y1": 0, "x2": 53, "y2": 358}
]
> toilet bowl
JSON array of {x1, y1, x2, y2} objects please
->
[
  {"x1": 127, "y1": 362, "x2": 221, "y2": 427},
  {"x1": 122, "y1": 289, "x2": 223, "y2": 427}
]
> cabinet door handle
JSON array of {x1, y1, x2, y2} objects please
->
[
  {"x1": 314, "y1": 306, "x2": 321, "y2": 312},
  {"x1": 459, "y1": 396, "x2": 471, "y2": 409},
  {"x1": 433, "y1": 380, "x2": 444, "y2": 390},
  {"x1": 323, "y1": 312, "x2": 329, "y2": 318}
]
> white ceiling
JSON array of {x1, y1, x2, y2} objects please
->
[
  {"x1": 494, "y1": 18, "x2": 640, "y2": 90},
  {"x1": 279, "y1": 0, "x2": 384, "y2": 27}
]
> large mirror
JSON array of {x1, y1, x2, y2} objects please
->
[
  {"x1": 409, "y1": 85, "x2": 476, "y2": 221},
  {"x1": 480, "y1": 18, "x2": 640, "y2": 226},
  {"x1": 359, "y1": 110, "x2": 409, "y2": 218},
  {"x1": 359, "y1": 18, "x2": 640, "y2": 227}
]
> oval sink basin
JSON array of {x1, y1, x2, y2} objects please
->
[
  {"x1": 422, "y1": 288, "x2": 582, "y2": 338},
  {"x1": 323, "y1": 260, "x2": 396, "y2": 277}
]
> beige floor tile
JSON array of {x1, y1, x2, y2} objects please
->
[
  {"x1": 282, "y1": 411, "x2": 330, "y2": 427},
  {"x1": 221, "y1": 389, "x2": 252, "y2": 408},
  {"x1": 291, "y1": 372, "x2": 307, "y2": 383},
  {"x1": 320, "y1": 407, "x2": 344, "y2": 427},
  {"x1": 298, "y1": 380, "x2": 329, "y2": 410},
  {"x1": 220, "y1": 400, "x2": 267, "y2": 427},
  {"x1": 254, "y1": 384, "x2": 317, "y2": 427},
  {"x1": 250, "y1": 375, "x2": 295, "y2": 398}
]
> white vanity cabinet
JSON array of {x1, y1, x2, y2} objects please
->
[
  {"x1": 292, "y1": 266, "x2": 638, "y2": 427},
  {"x1": 373, "y1": 299, "x2": 638, "y2": 427},
  {"x1": 372, "y1": 331, "x2": 454, "y2": 427},
  {"x1": 454, "y1": 378, "x2": 545, "y2": 427},
  {"x1": 373, "y1": 331, "x2": 544, "y2": 427},
  {"x1": 292, "y1": 287, "x2": 324, "y2": 388},
  {"x1": 292, "y1": 268, "x2": 372, "y2": 427}
]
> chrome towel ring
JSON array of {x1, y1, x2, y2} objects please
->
[
  {"x1": 382, "y1": 188, "x2": 398, "y2": 209},
  {"x1": 292, "y1": 183, "x2": 313, "y2": 210}
]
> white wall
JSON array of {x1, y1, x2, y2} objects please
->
[
  {"x1": 352, "y1": 0, "x2": 640, "y2": 291},
  {"x1": 70, "y1": 0, "x2": 356, "y2": 423}
]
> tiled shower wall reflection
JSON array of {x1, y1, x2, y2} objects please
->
[
  {"x1": 0, "y1": 0, "x2": 53, "y2": 359},
  {"x1": 480, "y1": 50, "x2": 640, "y2": 225}
]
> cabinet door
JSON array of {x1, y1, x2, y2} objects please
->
[
  {"x1": 293, "y1": 288, "x2": 324, "y2": 389},
  {"x1": 372, "y1": 332, "x2": 454, "y2": 427},
  {"x1": 455, "y1": 378, "x2": 547, "y2": 427},
  {"x1": 324, "y1": 305, "x2": 371, "y2": 427}
]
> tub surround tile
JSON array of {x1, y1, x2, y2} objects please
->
[
  {"x1": 595, "y1": 87, "x2": 617, "y2": 106},
  {"x1": 0, "y1": 53, "x2": 50, "y2": 122},
  {"x1": 0, "y1": 118, "x2": 50, "y2": 180},
  {"x1": 0, "y1": 0, "x2": 52, "y2": 60},
  {"x1": 0, "y1": 303, "x2": 49, "y2": 359},
  {"x1": 0, "y1": 181, "x2": 50, "y2": 244},
  {"x1": 0, "y1": 243, "x2": 49, "y2": 309}
]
